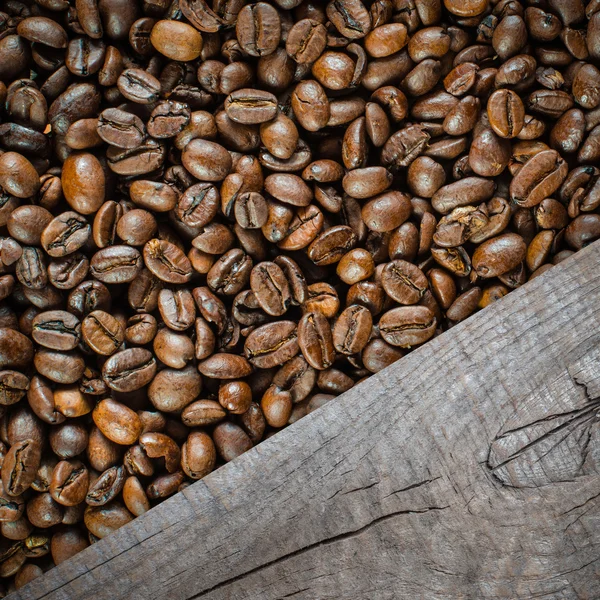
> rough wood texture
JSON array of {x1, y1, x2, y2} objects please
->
[{"x1": 14, "y1": 242, "x2": 600, "y2": 600}]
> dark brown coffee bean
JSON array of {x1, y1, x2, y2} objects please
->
[
  {"x1": 245, "y1": 321, "x2": 299, "y2": 368},
  {"x1": 117, "y1": 69, "x2": 160, "y2": 104},
  {"x1": 472, "y1": 233, "x2": 527, "y2": 278},
  {"x1": 326, "y1": 0, "x2": 371, "y2": 40},
  {"x1": 81, "y1": 310, "x2": 124, "y2": 356},
  {"x1": 32, "y1": 311, "x2": 81, "y2": 351},
  {"x1": 250, "y1": 262, "x2": 292, "y2": 316},
  {"x1": 181, "y1": 431, "x2": 215, "y2": 479},
  {"x1": 236, "y1": 2, "x2": 280, "y2": 57},
  {"x1": 40, "y1": 212, "x2": 90, "y2": 258},
  {"x1": 102, "y1": 348, "x2": 156, "y2": 393},
  {"x1": 332, "y1": 304, "x2": 372, "y2": 355},
  {"x1": 143, "y1": 239, "x2": 192, "y2": 284},
  {"x1": 287, "y1": 19, "x2": 327, "y2": 63},
  {"x1": 61, "y1": 153, "x2": 105, "y2": 215},
  {"x1": 90, "y1": 246, "x2": 143, "y2": 284},
  {"x1": 212, "y1": 422, "x2": 252, "y2": 462},
  {"x1": 297, "y1": 311, "x2": 334, "y2": 370},
  {"x1": 379, "y1": 306, "x2": 436, "y2": 348},
  {"x1": 49, "y1": 460, "x2": 89, "y2": 507},
  {"x1": 97, "y1": 108, "x2": 146, "y2": 149},
  {"x1": 510, "y1": 149, "x2": 568, "y2": 207},
  {"x1": 197, "y1": 353, "x2": 252, "y2": 379},
  {"x1": 2, "y1": 440, "x2": 41, "y2": 496},
  {"x1": 0, "y1": 153, "x2": 40, "y2": 199},
  {"x1": 487, "y1": 89, "x2": 525, "y2": 139},
  {"x1": 291, "y1": 80, "x2": 330, "y2": 132}
]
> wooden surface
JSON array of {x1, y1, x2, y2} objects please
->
[{"x1": 15, "y1": 242, "x2": 600, "y2": 600}]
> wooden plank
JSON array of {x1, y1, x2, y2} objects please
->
[{"x1": 14, "y1": 241, "x2": 600, "y2": 600}]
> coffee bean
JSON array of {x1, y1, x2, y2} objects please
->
[
  {"x1": 379, "y1": 306, "x2": 436, "y2": 348},
  {"x1": 32, "y1": 310, "x2": 81, "y2": 351},
  {"x1": 236, "y1": 3, "x2": 281, "y2": 57},
  {"x1": 245, "y1": 321, "x2": 299, "y2": 368},
  {"x1": 510, "y1": 149, "x2": 569, "y2": 207},
  {"x1": 97, "y1": 108, "x2": 146, "y2": 149},
  {"x1": 150, "y1": 20, "x2": 204, "y2": 62},
  {"x1": 41, "y1": 212, "x2": 90, "y2": 258},
  {"x1": 298, "y1": 311, "x2": 334, "y2": 370},
  {"x1": 102, "y1": 348, "x2": 156, "y2": 393}
]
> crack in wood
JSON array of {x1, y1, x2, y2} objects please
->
[
  {"x1": 188, "y1": 506, "x2": 449, "y2": 599},
  {"x1": 487, "y1": 362, "x2": 600, "y2": 488}
]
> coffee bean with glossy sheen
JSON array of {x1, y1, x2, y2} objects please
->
[
  {"x1": 291, "y1": 80, "x2": 330, "y2": 132},
  {"x1": 225, "y1": 89, "x2": 278, "y2": 125},
  {"x1": 286, "y1": 19, "x2": 327, "y2": 64},
  {"x1": 245, "y1": 321, "x2": 299, "y2": 368},
  {"x1": 236, "y1": 2, "x2": 281, "y2": 57},
  {"x1": 90, "y1": 246, "x2": 143, "y2": 284},
  {"x1": 472, "y1": 233, "x2": 527, "y2": 279},
  {"x1": 510, "y1": 150, "x2": 569, "y2": 207},
  {"x1": 84, "y1": 502, "x2": 133, "y2": 539},
  {"x1": 8, "y1": 206, "x2": 53, "y2": 247},
  {"x1": 327, "y1": 0, "x2": 371, "y2": 39},
  {"x1": 97, "y1": 108, "x2": 146, "y2": 149},
  {"x1": 81, "y1": 310, "x2": 124, "y2": 356},
  {"x1": 379, "y1": 306, "x2": 437, "y2": 348},
  {"x1": 41, "y1": 212, "x2": 90, "y2": 258},
  {"x1": 117, "y1": 69, "x2": 161, "y2": 104},
  {"x1": 0, "y1": 153, "x2": 40, "y2": 199},
  {"x1": 49, "y1": 460, "x2": 88, "y2": 507},
  {"x1": 181, "y1": 431, "x2": 216, "y2": 479},
  {"x1": 143, "y1": 239, "x2": 192, "y2": 284},
  {"x1": 150, "y1": 20, "x2": 203, "y2": 61},
  {"x1": 332, "y1": 304, "x2": 372, "y2": 355},
  {"x1": 2, "y1": 440, "x2": 41, "y2": 496},
  {"x1": 61, "y1": 153, "x2": 105, "y2": 215},
  {"x1": 213, "y1": 422, "x2": 253, "y2": 462},
  {"x1": 197, "y1": 353, "x2": 252, "y2": 379},
  {"x1": 92, "y1": 399, "x2": 142, "y2": 446},
  {"x1": 250, "y1": 262, "x2": 292, "y2": 316},
  {"x1": 182, "y1": 139, "x2": 232, "y2": 182},
  {"x1": 381, "y1": 260, "x2": 428, "y2": 305},
  {"x1": 32, "y1": 311, "x2": 81, "y2": 351},
  {"x1": 102, "y1": 348, "x2": 156, "y2": 393},
  {"x1": 487, "y1": 89, "x2": 525, "y2": 139},
  {"x1": 297, "y1": 311, "x2": 335, "y2": 370}
]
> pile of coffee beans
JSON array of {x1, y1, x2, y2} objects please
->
[{"x1": 0, "y1": 0, "x2": 600, "y2": 591}]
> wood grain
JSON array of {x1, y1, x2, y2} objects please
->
[{"x1": 14, "y1": 242, "x2": 600, "y2": 600}]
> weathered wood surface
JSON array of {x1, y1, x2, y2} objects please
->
[{"x1": 15, "y1": 242, "x2": 600, "y2": 600}]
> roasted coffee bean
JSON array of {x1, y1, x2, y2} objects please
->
[
  {"x1": 472, "y1": 233, "x2": 527, "y2": 279},
  {"x1": 236, "y1": 3, "x2": 281, "y2": 57},
  {"x1": 81, "y1": 310, "x2": 124, "y2": 356},
  {"x1": 245, "y1": 321, "x2": 299, "y2": 368},
  {"x1": 150, "y1": 20, "x2": 203, "y2": 62},
  {"x1": 32, "y1": 311, "x2": 81, "y2": 351},
  {"x1": 379, "y1": 306, "x2": 436, "y2": 348},
  {"x1": 297, "y1": 312, "x2": 334, "y2": 370},
  {"x1": 510, "y1": 150, "x2": 568, "y2": 207},
  {"x1": 2, "y1": 440, "x2": 41, "y2": 496},
  {"x1": 102, "y1": 348, "x2": 156, "y2": 393},
  {"x1": 117, "y1": 69, "x2": 161, "y2": 104},
  {"x1": 97, "y1": 108, "x2": 146, "y2": 149},
  {"x1": 332, "y1": 305, "x2": 372, "y2": 355},
  {"x1": 381, "y1": 260, "x2": 428, "y2": 305},
  {"x1": 91, "y1": 246, "x2": 143, "y2": 284},
  {"x1": 49, "y1": 460, "x2": 88, "y2": 507},
  {"x1": 40, "y1": 212, "x2": 90, "y2": 258}
]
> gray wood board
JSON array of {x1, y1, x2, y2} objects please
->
[{"x1": 15, "y1": 241, "x2": 600, "y2": 600}]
